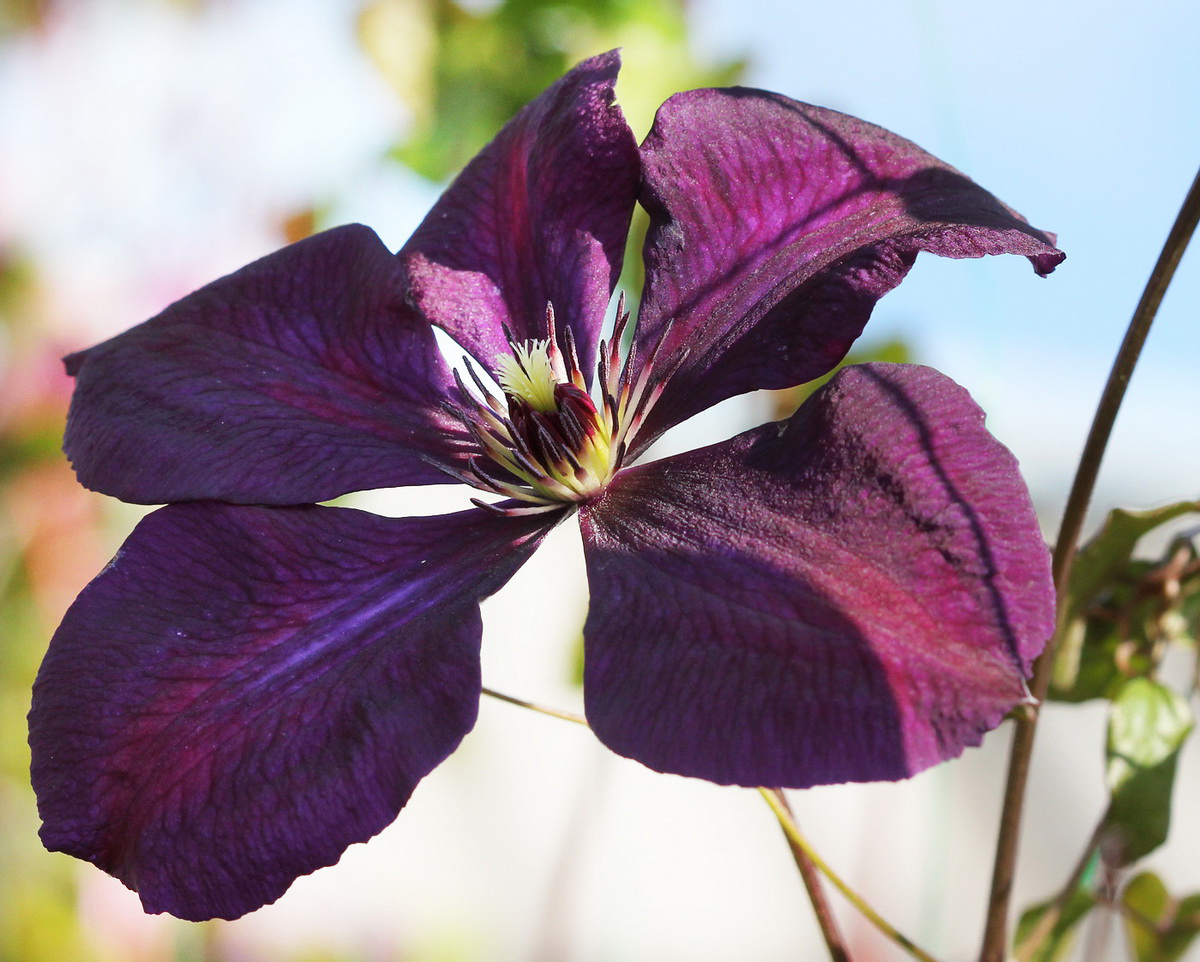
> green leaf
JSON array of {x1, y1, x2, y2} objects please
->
[
  {"x1": 1123, "y1": 872, "x2": 1200, "y2": 962},
  {"x1": 1103, "y1": 679, "x2": 1194, "y2": 864},
  {"x1": 1014, "y1": 888, "x2": 1099, "y2": 962},
  {"x1": 1167, "y1": 554, "x2": 1200, "y2": 648},
  {"x1": 1107, "y1": 679, "x2": 1193, "y2": 789},
  {"x1": 1052, "y1": 501, "x2": 1199, "y2": 699},
  {"x1": 1071, "y1": 504, "x2": 1200, "y2": 618}
]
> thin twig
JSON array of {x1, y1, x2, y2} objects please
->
[
  {"x1": 481, "y1": 686, "x2": 588, "y2": 726},
  {"x1": 1012, "y1": 820, "x2": 1104, "y2": 961},
  {"x1": 979, "y1": 165, "x2": 1200, "y2": 962},
  {"x1": 762, "y1": 789, "x2": 852, "y2": 962},
  {"x1": 485, "y1": 691, "x2": 857, "y2": 960},
  {"x1": 760, "y1": 788, "x2": 940, "y2": 962}
]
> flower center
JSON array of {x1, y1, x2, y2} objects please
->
[
  {"x1": 490, "y1": 339, "x2": 615, "y2": 502},
  {"x1": 445, "y1": 299, "x2": 677, "y2": 516}
]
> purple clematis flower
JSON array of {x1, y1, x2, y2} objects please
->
[{"x1": 30, "y1": 52, "x2": 1063, "y2": 922}]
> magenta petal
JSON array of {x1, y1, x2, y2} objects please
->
[
  {"x1": 579, "y1": 363, "x2": 1053, "y2": 787},
  {"x1": 633, "y1": 88, "x2": 1065, "y2": 447},
  {"x1": 401, "y1": 51, "x2": 639, "y2": 379},
  {"x1": 29, "y1": 502, "x2": 555, "y2": 920},
  {"x1": 64, "y1": 225, "x2": 472, "y2": 505}
]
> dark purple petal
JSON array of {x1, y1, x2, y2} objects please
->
[
  {"x1": 401, "y1": 50, "x2": 639, "y2": 380},
  {"x1": 632, "y1": 88, "x2": 1065, "y2": 448},
  {"x1": 29, "y1": 502, "x2": 555, "y2": 920},
  {"x1": 580, "y1": 363, "x2": 1053, "y2": 788},
  {"x1": 64, "y1": 225, "x2": 473, "y2": 505}
]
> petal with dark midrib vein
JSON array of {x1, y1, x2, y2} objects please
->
[
  {"x1": 633, "y1": 88, "x2": 1064, "y2": 449},
  {"x1": 580, "y1": 363, "x2": 1053, "y2": 787}
]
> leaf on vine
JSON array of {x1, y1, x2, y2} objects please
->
[
  {"x1": 1052, "y1": 501, "x2": 1199, "y2": 700},
  {"x1": 1103, "y1": 679, "x2": 1194, "y2": 865},
  {"x1": 1015, "y1": 888, "x2": 1099, "y2": 962},
  {"x1": 1122, "y1": 871, "x2": 1200, "y2": 962}
]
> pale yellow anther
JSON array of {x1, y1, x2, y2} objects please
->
[{"x1": 496, "y1": 340, "x2": 558, "y2": 412}]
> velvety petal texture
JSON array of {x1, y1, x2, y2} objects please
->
[
  {"x1": 632, "y1": 88, "x2": 1065, "y2": 449},
  {"x1": 579, "y1": 363, "x2": 1053, "y2": 788},
  {"x1": 36, "y1": 51, "x2": 1068, "y2": 922},
  {"x1": 64, "y1": 225, "x2": 472, "y2": 505},
  {"x1": 401, "y1": 50, "x2": 640, "y2": 380},
  {"x1": 29, "y1": 502, "x2": 554, "y2": 920}
]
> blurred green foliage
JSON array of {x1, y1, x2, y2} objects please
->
[
  {"x1": 1016, "y1": 504, "x2": 1200, "y2": 961},
  {"x1": 1123, "y1": 871, "x2": 1200, "y2": 962},
  {"x1": 1014, "y1": 886, "x2": 1098, "y2": 962},
  {"x1": 0, "y1": 253, "x2": 92, "y2": 961},
  {"x1": 0, "y1": 0, "x2": 47, "y2": 37},
  {"x1": 360, "y1": 0, "x2": 744, "y2": 182},
  {"x1": 1052, "y1": 502, "x2": 1200, "y2": 702}
]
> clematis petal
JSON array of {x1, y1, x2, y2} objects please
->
[
  {"x1": 29, "y1": 502, "x2": 555, "y2": 921},
  {"x1": 633, "y1": 88, "x2": 1064, "y2": 448},
  {"x1": 401, "y1": 50, "x2": 639, "y2": 380},
  {"x1": 579, "y1": 363, "x2": 1053, "y2": 788},
  {"x1": 64, "y1": 224, "x2": 472, "y2": 505}
]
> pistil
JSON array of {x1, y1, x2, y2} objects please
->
[{"x1": 496, "y1": 340, "x2": 559, "y2": 412}]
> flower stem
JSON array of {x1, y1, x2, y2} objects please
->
[
  {"x1": 979, "y1": 164, "x2": 1200, "y2": 962},
  {"x1": 481, "y1": 686, "x2": 588, "y2": 726},
  {"x1": 760, "y1": 788, "x2": 940, "y2": 962},
  {"x1": 761, "y1": 789, "x2": 851, "y2": 962}
]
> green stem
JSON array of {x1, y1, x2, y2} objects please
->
[
  {"x1": 483, "y1": 692, "x2": 857, "y2": 961},
  {"x1": 481, "y1": 686, "x2": 588, "y2": 726},
  {"x1": 764, "y1": 789, "x2": 852, "y2": 962},
  {"x1": 760, "y1": 789, "x2": 941, "y2": 962},
  {"x1": 979, "y1": 164, "x2": 1200, "y2": 962}
]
